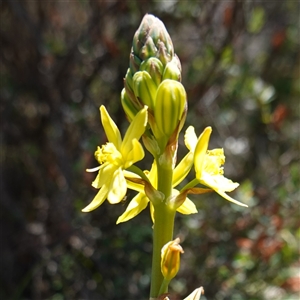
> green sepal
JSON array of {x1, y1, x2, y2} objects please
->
[
  {"x1": 133, "y1": 71, "x2": 157, "y2": 110},
  {"x1": 124, "y1": 68, "x2": 134, "y2": 91},
  {"x1": 140, "y1": 57, "x2": 164, "y2": 86},
  {"x1": 142, "y1": 134, "x2": 161, "y2": 158},
  {"x1": 139, "y1": 36, "x2": 157, "y2": 61},
  {"x1": 129, "y1": 52, "x2": 142, "y2": 74},
  {"x1": 124, "y1": 69, "x2": 142, "y2": 110}
]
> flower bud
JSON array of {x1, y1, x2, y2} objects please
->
[
  {"x1": 131, "y1": 14, "x2": 174, "y2": 68},
  {"x1": 154, "y1": 80, "x2": 187, "y2": 138},
  {"x1": 121, "y1": 88, "x2": 139, "y2": 122},
  {"x1": 139, "y1": 36, "x2": 157, "y2": 61},
  {"x1": 133, "y1": 71, "x2": 157, "y2": 110},
  {"x1": 123, "y1": 69, "x2": 143, "y2": 114},
  {"x1": 161, "y1": 238, "x2": 184, "y2": 281},
  {"x1": 124, "y1": 68, "x2": 134, "y2": 91},
  {"x1": 162, "y1": 56, "x2": 182, "y2": 82},
  {"x1": 129, "y1": 53, "x2": 142, "y2": 74},
  {"x1": 140, "y1": 57, "x2": 164, "y2": 86}
]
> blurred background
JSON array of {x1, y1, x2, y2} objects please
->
[{"x1": 1, "y1": 1, "x2": 299, "y2": 299}]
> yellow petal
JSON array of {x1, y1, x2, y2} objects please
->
[
  {"x1": 184, "y1": 126, "x2": 197, "y2": 151},
  {"x1": 116, "y1": 194, "x2": 149, "y2": 224},
  {"x1": 215, "y1": 189, "x2": 248, "y2": 207},
  {"x1": 91, "y1": 163, "x2": 114, "y2": 188},
  {"x1": 200, "y1": 172, "x2": 239, "y2": 192},
  {"x1": 199, "y1": 174, "x2": 247, "y2": 207},
  {"x1": 173, "y1": 152, "x2": 194, "y2": 187},
  {"x1": 194, "y1": 127, "x2": 212, "y2": 178},
  {"x1": 82, "y1": 184, "x2": 109, "y2": 212},
  {"x1": 125, "y1": 179, "x2": 144, "y2": 193},
  {"x1": 209, "y1": 174, "x2": 239, "y2": 192},
  {"x1": 124, "y1": 139, "x2": 145, "y2": 168},
  {"x1": 123, "y1": 170, "x2": 141, "y2": 179},
  {"x1": 176, "y1": 197, "x2": 198, "y2": 214},
  {"x1": 107, "y1": 168, "x2": 127, "y2": 204},
  {"x1": 150, "y1": 202, "x2": 155, "y2": 223},
  {"x1": 123, "y1": 170, "x2": 145, "y2": 193},
  {"x1": 100, "y1": 106, "x2": 122, "y2": 149},
  {"x1": 148, "y1": 161, "x2": 158, "y2": 187},
  {"x1": 121, "y1": 106, "x2": 148, "y2": 154}
]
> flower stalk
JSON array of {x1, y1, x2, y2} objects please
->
[{"x1": 150, "y1": 157, "x2": 175, "y2": 297}]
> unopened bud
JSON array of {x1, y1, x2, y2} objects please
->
[
  {"x1": 133, "y1": 71, "x2": 157, "y2": 110},
  {"x1": 154, "y1": 80, "x2": 187, "y2": 138},
  {"x1": 121, "y1": 88, "x2": 139, "y2": 122},
  {"x1": 162, "y1": 56, "x2": 182, "y2": 81},
  {"x1": 139, "y1": 36, "x2": 158, "y2": 61},
  {"x1": 124, "y1": 68, "x2": 139, "y2": 105},
  {"x1": 131, "y1": 14, "x2": 174, "y2": 69},
  {"x1": 161, "y1": 238, "x2": 184, "y2": 281},
  {"x1": 140, "y1": 57, "x2": 164, "y2": 86},
  {"x1": 129, "y1": 53, "x2": 142, "y2": 74}
]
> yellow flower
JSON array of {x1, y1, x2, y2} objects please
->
[
  {"x1": 192, "y1": 126, "x2": 247, "y2": 207},
  {"x1": 82, "y1": 105, "x2": 148, "y2": 212}
]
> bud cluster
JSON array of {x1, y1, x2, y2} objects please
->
[{"x1": 121, "y1": 14, "x2": 187, "y2": 151}]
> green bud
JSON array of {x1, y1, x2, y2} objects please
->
[
  {"x1": 163, "y1": 56, "x2": 182, "y2": 81},
  {"x1": 156, "y1": 40, "x2": 171, "y2": 66},
  {"x1": 131, "y1": 14, "x2": 174, "y2": 66},
  {"x1": 129, "y1": 53, "x2": 142, "y2": 74},
  {"x1": 124, "y1": 68, "x2": 141, "y2": 110},
  {"x1": 124, "y1": 68, "x2": 134, "y2": 91},
  {"x1": 133, "y1": 71, "x2": 157, "y2": 110},
  {"x1": 142, "y1": 134, "x2": 161, "y2": 157},
  {"x1": 139, "y1": 36, "x2": 157, "y2": 60},
  {"x1": 140, "y1": 57, "x2": 164, "y2": 86},
  {"x1": 154, "y1": 79, "x2": 187, "y2": 138},
  {"x1": 121, "y1": 88, "x2": 139, "y2": 122}
]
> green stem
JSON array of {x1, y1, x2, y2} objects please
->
[
  {"x1": 158, "y1": 279, "x2": 171, "y2": 296},
  {"x1": 150, "y1": 159, "x2": 175, "y2": 298},
  {"x1": 127, "y1": 165, "x2": 151, "y2": 183},
  {"x1": 179, "y1": 178, "x2": 199, "y2": 193}
]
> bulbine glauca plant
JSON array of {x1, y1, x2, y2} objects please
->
[{"x1": 83, "y1": 14, "x2": 248, "y2": 300}]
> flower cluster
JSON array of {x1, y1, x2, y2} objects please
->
[{"x1": 121, "y1": 14, "x2": 187, "y2": 156}]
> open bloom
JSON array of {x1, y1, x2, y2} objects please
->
[
  {"x1": 191, "y1": 126, "x2": 247, "y2": 207},
  {"x1": 82, "y1": 105, "x2": 148, "y2": 212}
]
